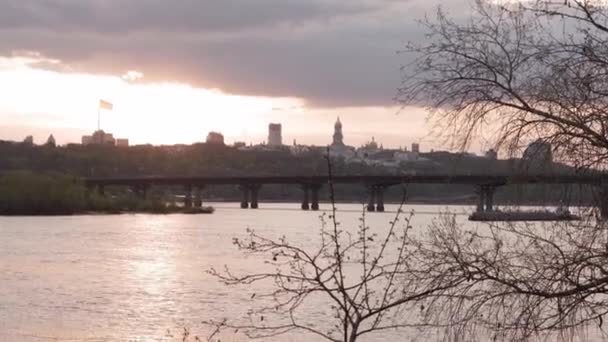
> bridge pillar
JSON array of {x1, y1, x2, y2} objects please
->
[
  {"x1": 250, "y1": 184, "x2": 261, "y2": 209},
  {"x1": 367, "y1": 186, "x2": 376, "y2": 212},
  {"x1": 310, "y1": 184, "x2": 322, "y2": 211},
  {"x1": 184, "y1": 185, "x2": 193, "y2": 208},
  {"x1": 476, "y1": 185, "x2": 496, "y2": 212},
  {"x1": 240, "y1": 185, "x2": 249, "y2": 209},
  {"x1": 194, "y1": 186, "x2": 204, "y2": 208},
  {"x1": 97, "y1": 185, "x2": 105, "y2": 197},
  {"x1": 376, "y1": 186, "x2": 386, "y2": 212},
  {"x1": 301, "y1": 185, "x2": 310, "y2": 210},
  {"x1": 484, "y1": 186, "x2": 495, "y2": 212},
  {"x1": 476, "y1": 186, "x2": 486, "y2": 213}
]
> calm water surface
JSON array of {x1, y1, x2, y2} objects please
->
[{"x1": 0, "y1": 203, "x2": 475, "y2": 341}]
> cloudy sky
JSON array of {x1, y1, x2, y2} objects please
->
[{"x1": 0, "y1": 0, "x2": 474, "y2": 151}]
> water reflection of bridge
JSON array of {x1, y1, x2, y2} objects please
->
[{"x1": 84, "y1": 174, "x2": 608, "y2": 215}]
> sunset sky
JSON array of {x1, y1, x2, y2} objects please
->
[{"x1": 0, "y1": 0, "x2": 480, "y2": 151}]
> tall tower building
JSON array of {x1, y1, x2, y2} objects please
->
[
  {"x1": 411, "y1": 143, "x2": 420, "y2": 154},
  {"x1": 268, "y1": 123, "x2": 282, "y2": 146},
  {"x1": 332, "y1": 117, "x2": 344, "y2": 146},
  {"x1": 206, "y1": 131, "x2": 225, "y2": 145}
]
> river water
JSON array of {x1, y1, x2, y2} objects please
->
[{"x1": 0, "y1": 203, "x2": 488, "y2": 341}]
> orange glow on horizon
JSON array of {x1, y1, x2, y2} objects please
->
[
  {"x1": 0, "y1": 55, "x2": 436, "y2": 151},
  {"x1": 0, "y1": 56, "x2": 304, "y2": 145}
]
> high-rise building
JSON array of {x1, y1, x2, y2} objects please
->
[
  {"x1": 332, "y1": 117, "x2": 344, "y2": 146},
  {"x1": 206, "y1": 131, "x2": 225, "y2": 145},
  {"x1": 411, "y1": 143, "x2": 420, "y2": 154},
  {"x1": 268, "y1": 123, "x2": 282, "y2": 146}
]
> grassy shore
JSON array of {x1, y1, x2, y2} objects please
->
[{"x1": 0, "y1": 171, "x2": 213, "y2": 216}]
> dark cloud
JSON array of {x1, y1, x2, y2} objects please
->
[
  {"x1": 0, "y1": 0, "x2": 466, "y2": 107},
  {"x1": 0, "y1": 0, "x2": 376, "y2": 33}
]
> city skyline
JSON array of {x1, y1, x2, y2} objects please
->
[
  {"x1": 0, "y1": 57, "x2": 435, "y2": 149},
  {"x1": 0, "y1": 0, "x2": 491, "y2": 153},
  {"x1": 3, "y1": 113, "x2": 432, "y2": 150}
]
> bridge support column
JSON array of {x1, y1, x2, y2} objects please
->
[
  {"x1": 476, "y1": 185, "x2": 496, "y2": 212},
  {"x1": 484, "y1": 186, "x2": 496, "y2": 212},
  {"x1": 194, "y1": 186, "x2": 204, "y2": 208},
  {"x1": 476, "y1": 187, "x2": 486, "y2": 213},
  {"x1": 240, "y1": 185, "x2": 249, "y2": 209},
  {"x1": 301, "y1": 185, "x2": 310, "y2": 210},
  {"x1": 184, "y1": 185, "x2": 193, "y2": 208},
  {"x1": 250, "y1": 184, "x2": 261, "y2": 209},
  {"x1": 376, "y1": 186, "x2": 385, "y2": 212},
  {"x1": 310, "y1": 184, "x2": 321, "y2": 211},
  {"x1": 367, "y1": 186, "x2": 376, "y2": 212}
]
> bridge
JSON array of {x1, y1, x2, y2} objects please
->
[{"x1": 84, "y1": 174, "x2": 608, "y2": 215}]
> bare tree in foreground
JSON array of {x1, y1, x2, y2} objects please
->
[
  {"x1": 419, "y1": 214, "x2": 608, "y2": 341},
  {"x1": 203, "y1": 155, "x2": 464, "y2": 342},
  {"x1": 397, "y1": 1, "x2": 608, "y2": 339},
  {"x1": 400, "y1": 0, "x2": 608, "y2": 169}
]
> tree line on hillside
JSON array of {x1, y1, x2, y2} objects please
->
[{"x1": 0, "y1": 141, "x2": 591, "y2": 205}]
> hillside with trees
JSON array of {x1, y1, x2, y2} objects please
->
[{"x1": 0, "y1": 140, "x2": 590, "y2": 205}]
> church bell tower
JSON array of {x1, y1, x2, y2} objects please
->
[{"x1": 332, "y1": 117, "x2": 344, "y2": 146}]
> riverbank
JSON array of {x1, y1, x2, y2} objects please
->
[
  {"x1": 0, "y1": 172, "x2": 216, "y2": 216},
  {"x1": 0, "y1": 206, "x2": 215, "y2": 216}
]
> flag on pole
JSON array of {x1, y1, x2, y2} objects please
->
[{"x1": 99, "y1": 100, "x2": 113, "y2": 110}]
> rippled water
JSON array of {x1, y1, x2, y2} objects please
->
[{"x1": 0, "y1": 203, "x2": 474, "y2": 341}]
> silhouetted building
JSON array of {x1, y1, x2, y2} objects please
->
[
  {"x1": 364, "y1": 137, "x2": 379, "y2": 150},
  {"x1": 485, "y1": 148, "x2": 498, "y2": 160},
  {"x1": 329, "y1": 117, "x2": 355, "y2": 158},
  {"x1": 46, "y1": 134, "x2": 56, "y2": 147},
  {"x1": 206, "y1": 131, "x2": 225, "y2": 145},
  {"x1": 268, "y1": 123, "x2": 282, "y2": 146},
  {"x1": 82, "y1": 130, "x2": 115, "y2": 145},
  {"x1": 23, "y1": 135, "x2": 34, "y2": 145},
  {"x1": 116, "y1": 138, "x2": 129, "y2": 147},
  {"x1": 522, "y1": 139, "x2": 553, "y2": 171},
  {"x1": 411, "y1": 143, "x2": 420, "y2": 154},
  {"x1": 523, "y1": 139, "x2": 552, "y2": 163},
  {"x1": 332, "y1": 117, "x2": 344, "y2": 147}
]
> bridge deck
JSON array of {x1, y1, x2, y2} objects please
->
[{"x1": 84, "y1": 174, "x2": 608, "y2": 187}]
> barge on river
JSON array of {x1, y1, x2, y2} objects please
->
[{"x1": 469, "y1": 209, "x2": 580, "y2": 222}]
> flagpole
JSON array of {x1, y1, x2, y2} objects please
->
[{"x1": 97, "y1": 107, "x2": 100, "y2": 131}]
